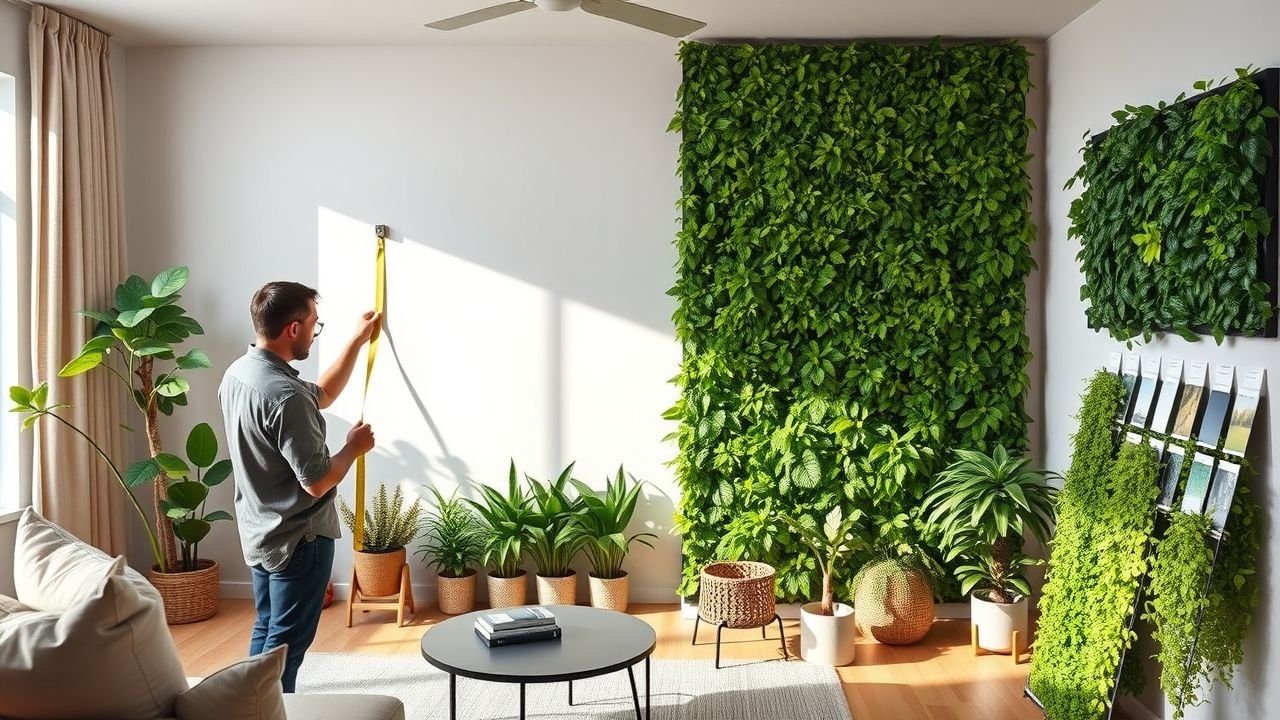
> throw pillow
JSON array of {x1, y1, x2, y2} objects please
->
[{"x1": 174, "y1": 645, "x2": 288, "y2": 720}]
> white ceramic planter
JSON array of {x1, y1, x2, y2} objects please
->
[
  {"x1": 799, "y1": 602, "x2": 857, "y2": 666},
  {"x1": 971, "y1": 594, "x2": 1027, "y2": 653}
]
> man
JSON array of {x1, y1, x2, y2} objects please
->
[{"x1": 218, "y1": 281, "x2": 380, "y2": 692}]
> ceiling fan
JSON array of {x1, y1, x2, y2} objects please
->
[{"x1": 426, "y1": 0, "x2": 707, "y2": 38}]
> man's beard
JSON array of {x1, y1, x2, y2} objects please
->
[{"x1": 292, "y1": 336, "x2": 311, "y2": 361}]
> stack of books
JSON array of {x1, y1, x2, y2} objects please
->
[{"x1": 474, "y1": 606, "x2": 561, "y2": 647}]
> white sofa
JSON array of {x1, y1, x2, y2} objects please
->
[{"x1": 0, "y1": 509, "x2": 404, "y2": 720}]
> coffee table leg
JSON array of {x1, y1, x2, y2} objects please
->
[
  {"x1": 645, "y1": 656, "x2": 651, "y2": 720},
  {"x1": 520, "y1": 683, "x2": 526, "y2": 720},
  {"x1": 627, "y1": 666, "x2": 642, "y2": 720},
  {"x1": 568, "y1": 680, "x2": 574, "y2": 706},
  {"x1": 449, "y1": 674, "x2": 456, "y2": 720}
]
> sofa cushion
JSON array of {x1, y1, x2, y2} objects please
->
[
  {"x1": 14, "y1": 507, "x2": 155, "y2": 611},
  {"x1": 2, "y1": 510, "x2": 189, "y2": 719},
  {"x1": 281, "y1": 694, "x2": 406, "y2": 720},
  {"x1": 174, "y1": 645, "x2": 287, "y2": 720}
]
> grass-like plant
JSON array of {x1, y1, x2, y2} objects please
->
[
  {"x1": 467, "y1": 461, "x2": 536, "y2": 578},
  {"x1": 416, "y1": 487, "x2": 485, "y2": 578},
  {"x1": 525, "y1": 462, "x2": 587, "y2": 578},
  {"x1": 570, "y1": 466, "x2": 656, "y2": 580}
]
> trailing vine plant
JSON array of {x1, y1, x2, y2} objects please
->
[
  {"x1": 1029, "y1": 371, "x2": 1161, "y2": 719},
  {"x1": 668, "y1": 40, "x2": 1036, "y2": 601},
  {"x1": 1069, "y1": 67, "x2": 1278, "y2": 343},
  {"x1": 1146, "y1": 511, "x2": 1214, "y2": 719}
]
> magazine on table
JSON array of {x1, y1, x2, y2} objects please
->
[{"x1": 475, "y1": 606, "x2": 557, "y2": 634}]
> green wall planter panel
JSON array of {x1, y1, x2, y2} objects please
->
[{"x1": 668, "y1": 41, "x2": 1036, "y2": 600}]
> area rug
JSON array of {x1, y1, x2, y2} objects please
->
[{"x1": 297, "y1": 652, "x2": 852, "y2": 720}]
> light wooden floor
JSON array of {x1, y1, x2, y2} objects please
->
[{"x1": 170, "y1": 599, "x2": 1065, "y2": 720}]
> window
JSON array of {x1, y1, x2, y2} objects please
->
[{"x1": 1, "y1": 70, "x2": 19, "y2": 511}]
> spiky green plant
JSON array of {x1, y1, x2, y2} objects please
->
[
  {"x1": 923, "y1": 445, "x2": 1059, "y2": 602},
  {"x1": 525, "y1": 462, "x2": 588, "y2": 578},
  {"x1": 416, "y1": 487, "x2": 485, "y2": 578},
  {"x1": 569, "y1": 466, "x2": 657, "y2": 580},
  {"x1": 467, "y1": 461, "x2": 536, "y2": 578},
  {"x1": 339, "y1": 483, "x2": 423, "y2": 553}
]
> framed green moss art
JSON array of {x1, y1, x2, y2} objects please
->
[
  {"x1": 1070, "y1": 68, "x2": 1279, "y2": 344},
  {"x1": 667, "y1": 40, "x2": 1036, "y2": 601}
]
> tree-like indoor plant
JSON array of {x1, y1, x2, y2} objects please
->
[
  {"x1": 779, "y1": 507, "x2": 867, "y2": 665},
  {"x1": 416, "y1": 487, "x2": 485, "y2": 615},
  {"x1": 467, "y1": 461, "x2": 537, "y2": 609},
  {"x1": 12, "y1": 266, "x2": 232, "y2": 623},
  {"x1": 339, "y1": 483, "x2": 423, "y2": 597},
  {"x1": 923, "y1": 445, "x2": 1059, "y2": 654},
  {"x1": 526, "y1": 462, "x2": 588, "y2": 606},
  {"x1": 570, "y1": 466, "x2": 656, "y2": 612}
]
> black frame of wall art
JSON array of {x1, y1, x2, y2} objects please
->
[{"x1": 1089, "y1": 67, "x2": 1279, "y2": 339}]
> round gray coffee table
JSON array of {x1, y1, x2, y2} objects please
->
[{"x1": 420, "y1": 604, "x2": 656, "y2": 720}]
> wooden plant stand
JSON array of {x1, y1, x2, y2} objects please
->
[
  {"x1": 346, "y1": 563, "x2": 414, "y2": 628},
  {"x1": 971, "y1": 624, "x2": 1023, "y2": 665}
]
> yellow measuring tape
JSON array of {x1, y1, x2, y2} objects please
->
[{"x1": 353, "y1": 231, "x2": 386, "y2": 551}]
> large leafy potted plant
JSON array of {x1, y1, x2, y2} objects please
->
[
  {"x1": 570, "y1": 466, "x2": 656, "y2": 612},
  {"x1": 13, "y1": 266, "x2": 232, "y2": 623},
  {"x1": 779, "y1": 507, "x2": 867, "y2": 665},
  {"x1": 416, "y1": 487, "x2": 485, "y2": 615},
  {"x1": 526, "y1": 462, "x2": 588, "y2": 606},
  {"x1": 923, "y1": 445, "x2": 1059, "y2": 654},
  {"x1": 467, "y1": 461, "x2": 537, "y2": 608},
  {"x1": 339, "y1": 483, "x2": 423, "y2": 597}
]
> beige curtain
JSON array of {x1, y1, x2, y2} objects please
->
[{"x1": 29, "y1": 5, "x2": 128, "y2": 553}]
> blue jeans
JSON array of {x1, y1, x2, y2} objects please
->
[{"x1": 250, "y1": 536, "x2": 334, "y2": 692}]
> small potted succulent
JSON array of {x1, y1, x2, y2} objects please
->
[
  {"x1": 339, "y1": 483, "x2": 423, "y2": 597},
  {"x1": 779, "y1": 507, "x2": 867, "y2": 665},
  {"x1": 526, "y1": 462, "x2": 588, "y2": 606},
  {"x1": 923, "y1": 445, "x2": 1059, "y2": 654},
  {"x1": 570, "y1": 466, "x2": 656, "y2": 612},
  {"x1": 416, "y1": 487, "x2": 486, "y2": 614},
  {"x1": 467, "y1": 461, "x2": 536, "y2": 609}
]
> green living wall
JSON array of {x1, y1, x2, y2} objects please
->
[{"x1": 667, "y1": 41, "x2": 1037, "y2": 600}]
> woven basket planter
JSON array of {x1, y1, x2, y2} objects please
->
[
  {"x1": 353, "y1": 548, "x2": 406, "y2": 597},
  {"x1": 436, "y1": 570, "x2": 477, "y2": 615},
  {"x1": 853, "y1": 559, "x2": 935, "y2": 645},
  {"x1": 536, "y1": 570, "x2": 577, "y2": 606},
  {"x1": 588, "y1": 572, "x2": 629, "y2": 612},
  {"x1": 487, "y1": 571, "x2": 528, "y2": 609},
  {"x1": 149, "y1": 559, "x2": 219, "y2": 625},
  {"x1": 698, "y1": 561, "x2": 776, "y2": 628}
]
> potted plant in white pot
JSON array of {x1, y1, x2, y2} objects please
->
[
  {"x1": 416, "y1": 487, "x2": 485, "y2": 614},
  {"x1": 780, "y1": 507, "x2": 868, "y2": 665},
  {"x1": 923, "y1": 445, "x2": 1059, "y2": 655},
  {"x1": 339, "y1": 483, "x2": 423, "y2": 597},
  {"x1": 467, "y1": 461, "x2": 536, "y2": 609},
  {"x1": 526, "y1": 462, "x2": 588, "y2": 606},
  {"x1": 570, "y1": 466, "x2": 656, "y2": 612}
]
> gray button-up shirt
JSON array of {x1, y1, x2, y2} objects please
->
[{"x1": 218, "y1": 346, "x2": 341, "y2": 572}]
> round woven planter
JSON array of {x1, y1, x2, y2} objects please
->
[
  {"x1": 487, "y1": 570, "x2": 528, "y2": 609},
  {"x1": 588, "y1": 572, "x2": 629, "y2": 612},
  {"x1": 354, "y1": 548, "x2": 405, "y2": 597},
  {"x1": 437, "y1": 570, "x2": 477, "y2": 615},
  {"x1": 853, "y1": 559, "x2": 935, "y2": 646},
  {"x1": 698, "y1": 561, "x2": 776, "y2": 628},
  {"x1": 149, "y1": 559, "x2": 219, "y2": 625},
  {"x1": 536, "y1": 570, "x2": 577, "y2": 606}
]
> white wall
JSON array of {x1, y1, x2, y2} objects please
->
[
  {"x1": 123, "y1": 46, "x2": 684, "y2": 602},
  {"x1": 1047, "y1": 1, "x2": 1279, "y2": 717}
]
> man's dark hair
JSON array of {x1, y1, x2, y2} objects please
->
[{"x1": 251, "y1": 282, "x2": 319, "y2": 339}]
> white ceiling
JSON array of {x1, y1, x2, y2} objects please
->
[{"x1": 42, "y1": 0, "x2": 1101, "y2": 47}]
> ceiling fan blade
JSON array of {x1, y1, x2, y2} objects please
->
[
  {"x1": 425, "y1": 1, "x2": 535, "y2": 31},
  {"x1": 579, "y1": 0, "x2": 707, "y2": 37}
]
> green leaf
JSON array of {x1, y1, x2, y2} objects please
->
[
  {"x1": 59, "y1": 349, "x2": 105, "y2": 377},
  {"x1": 154, "y1": 452, "x2": 191, "y2": 479},
  {"x1": 176, "y1": 349, "x2": 213, "y2": 370},
  {"x1": 185, "y1": 423, "x2": 218, "y2": 468},
  {"x1": 9, "y1": 385, "x2": 31, "y2": 407},
  {"x1": 124, "y1": 459, "x2": 160, "y2": 488},
  {"x1": 151, "y1": 267, "x2": 190, "y2": 298},
  {"x1": 156, "y1": 377, "x2": 191, "y2": 398},
  {"x1": 204, "y1": 459, "x2": 233, "y2": 487},
  {"x1": 203, "y1": 510, "x2": 234, "y2": 523},
  {"x1": 172, "y1": 518, "x2": 211, "y2": 545},
  {"x1": 167, "y1": 480, "x2": 208, "y2": 509},
  {"x1": 116, "y1": 307, "x2": 155, "y2": 328}
]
